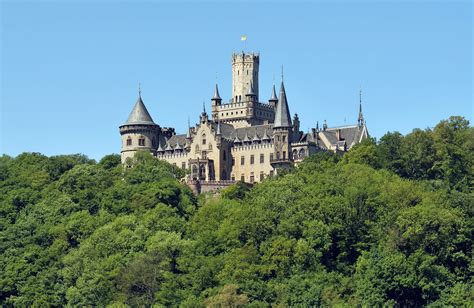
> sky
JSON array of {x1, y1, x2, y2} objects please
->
[{"x1": 1, "y1": 0, "x2": 472, "y2": 160}]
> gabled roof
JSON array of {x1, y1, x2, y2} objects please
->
[
  {"x1": 274, "y1": 82, "x2": 292, "y2": 128},
  {"x1": 124, "y1": 94, "x2": 156, "y2": 125}
]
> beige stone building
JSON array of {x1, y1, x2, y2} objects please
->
[{"x1": 119, "y1": 52, "x2": 368, "y2": 191}]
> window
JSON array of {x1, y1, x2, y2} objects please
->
[
  {"x1": 241, "y1": 174, "x2": 245, "y2": 182},
  {"x1": 246, "y1": 70, "x2": 249, "y2": 75},
  {"x1": 181, "y1": 162, "x2": 186, "y2": 169},
  {"x1": 232, "y1": 158, "x2": 235, "y2": 166},
  {"x1": 277, "y1": 136, "x2": 280, "y2": 141},
  {"x1": 260, "y1": 172, "x2": 264, "y2": 182},
  {"x1": 250, "y1": 172, "x2": 254, "y2": 183},
  {"x1": 299, "y1": 148, "x2": 306, "y2": 158},
  {"x1": 126, "y1": 138, "x2": 132, "y2": 146},
  {"x1": 276, "y1": 152, "x2": 280, "y2": 159},
  {"x1": 139, "y1": 138, "x2": 145, "y2": 146},
  {"x1": 241, "y1": 156, "x2": 245, "y2": 165},
  {"x1": 202, "y1": 134, "x2": 206, "y2": 145},
  {"x1": 260, "y1": 153, "x2": 264, "y2": 163},
  {"x1": 223, "y1": 150, "x2": 226, "y2": 161},
  {"x1": 231, "y1": 175, "x2": 235, "y2": 181},
  {"x1": 195, "y1": 145, "x2": 200, "y2": 152},
  {"x1": 282, "y1": 136, "x2": 286, "y2": 142},
  {"x1": 202, "y1": 151, "x2": 207, "y2": 159},
  {"x1": 270, "y1": 170, "x2": 274, "y2": 177},
  {"x1": 250, "y1": 155, "x2": 254, "y2": 164},
  {"x1": 208, "y1": 144, "x2": 212, "y2": 150},
  {"x1": 283, "y1": 151, "x2": 286, "y2": 159},
  {"x1": 270, "y1": 153, "x2": 274, "y2": 161}
]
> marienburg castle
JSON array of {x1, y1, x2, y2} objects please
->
[{"x1": 119, "y1": 52, "x2": 368, "y2": 192}]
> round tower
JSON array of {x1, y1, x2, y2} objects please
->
[{"x1": 119, "y1": 91, "x2": 161, "y2": 163}]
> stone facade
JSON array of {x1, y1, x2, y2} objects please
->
[{"x1": 119, "y1": 52, "x2": 369, "y2": 191}]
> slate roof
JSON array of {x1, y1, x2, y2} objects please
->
[
  {"x1": 123, "y1": 95, "x2": 156, "y2": 126},
  {"x1": 274, "y1": 82, "x2": 292, "y2": 128}
]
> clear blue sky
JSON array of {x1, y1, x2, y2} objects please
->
[{"x1": 1, "y1": 1, "x2": 472, "y2": 160}]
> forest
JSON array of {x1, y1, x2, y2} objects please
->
[{"x1": 0, "y1": 116, "x2": 472, "y2": 306}]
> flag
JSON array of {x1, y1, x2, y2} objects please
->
[{"x1": 241, "y1": 35, "x2": 247, "y2": 41}]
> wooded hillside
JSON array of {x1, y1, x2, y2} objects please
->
[{"x1": 1, "y1": 116, "x2": 472, "y2": 306}]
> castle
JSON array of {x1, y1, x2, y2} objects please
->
[{"x1": 119, "y1": 52, "x2": 368, "y2": 192}]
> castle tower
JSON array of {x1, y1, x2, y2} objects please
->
[
  {"x1": 232, "y1": 52, "x2": 259, "y2": 102},
  {"x1": 271, "y1": 81, "x2": 293, "y2": 171},
  {"x1": 119, "y1": 91, "x2": 161, "y2": 163}
]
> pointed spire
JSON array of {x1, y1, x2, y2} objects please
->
[
  {"x1": 157, "y1": 142, "x2": 164, "y2": 152},
  {"x1": 212, "y1": 84, "x2": 222, "y2": 101},
  {"x1": 186, "y1": 117, "x2": 192, "y2": 139},
  {"x1": 262, "y1": 128, "x2": 271, "y2": 141},
  {"x1": 269, "y1": 84, "x2": 278, "y2": 102},
  {"x1": 252, "y1": 130, "x2": 260, "y2": 142},
  {"x1": 316, "y1": 121, "x2": 319, "y2": 132},
  {"x1": 274, "y1": 81, "x2": 292, "y2": 128},
  {"x1": 123, "y1": 89, "x2": 156, "y2": 125},
  {"x1": 202, "y1": 100, "x2": 206, "y2": 114},
  {"x1": 358, "y1": 89, "x2": 364, "y2": 127},
  {"x1": 216, "y1": 121, "x2": 221, "y2": 135},
  {"x1": 246, "y1": 81, "x2": 256, "y2": 97},
  {"x1": 243, "y1": 131, "x2": 251, "y2": 143}
]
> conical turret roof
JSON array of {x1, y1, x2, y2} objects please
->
[
  {"x1": 212, "y1": 84, "x2": 222, "y2": 100},
  {"x1": 274, "y1": 81, "x2": 292, "y2": 128},
  {"x1": 269, "y1": 85, "x2": 278, "y2": 102},
  {"x1": 124, "y1": 94, "x2": 156, "y2": 125}
]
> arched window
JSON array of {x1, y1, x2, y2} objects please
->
[
  {"x1": 195, "y1": 145, "x2": 200, "y2": 152},
  {"x1": 191, "y1": 165, "x2": 198, "y2": 180},
  {"x1": 138, "y1": 137, "x2": 145, "y2": 146},
  {"x1": 292, "y1": 150, "x2": 298, "y2": 159},
  {"x1": 202, "y1": 134, "x2": 206, "y2": 145},
  {"x1": 299, "y1": 148, "x2": 306, "y2": 158},
  {"x1": 208, "y1": 144, "x2": 212, "y2": 150},
  {"x1": 126, "y1": 137, "x2": 132, "y2": 146}
]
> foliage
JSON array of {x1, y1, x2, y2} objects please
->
[{"x1": 0, "y1": 117, "x2": 472, "y2": 306}]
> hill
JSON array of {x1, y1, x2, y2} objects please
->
[{"x1": 0, "y1": 116, "x2": 472, "y2": 306}]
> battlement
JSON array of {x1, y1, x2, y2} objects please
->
[
  {"x1": 231, "y1": 52, "x2": 260, "y2": 63},
  {"x1": 231, "y1": 142, "x2": 274, "y2": 152}
]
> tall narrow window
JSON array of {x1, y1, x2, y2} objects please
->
[
  {"x1": 283, "y1": 151, "x2": 286, "y2": 159},
  {"x1": 241, "y1": 174, "x2": 245, "y2": 182},
  {"x1": 270, "y1": 153, "x2": 274, "y2": 161},
  {"x1": 126, "y1": 138, "x2": 132, "y2": 146},
  {"x1": 202, "y1": 134, "x2": 206, "y2": 145},
  {"x1": 282, "y1": 136, "x2": 286, "y2": 142},
  {"x1": 250, "y1": 155, "x2": 254, "y2": 164},
  {"x1": 250, "y1": 172, "x2": 254, "y2": 183},
  {"x1": 260, "y1": 153, "x2": 264, "y2": 163},
  {"x1": 241, "y1": 156, "x2": 245, "y2": 165},
  {"x1": 223, "y1": 150, "x2": 227, "y2": 161},
  {"x1": 260, "y1": 172, "x2": 264, "y2": 182},
  {"x1": 181, "y1": 162, "x2": 186, "y2": 169},
  {"x1": 139, "y1": 138, "x2": 145, "y2": 146}
]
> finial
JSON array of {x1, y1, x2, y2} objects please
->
[
  {"x1": 138, "y1": 82, "x2": 141, "y2": 97},
  {"x1": 281, "y1": 65, "x2": 284, "y2": 82},
  {"x1": 203, "y1": 100, "x2": 206, "y2": 113},
  {"x1": 359, "y1": 88, "x2": 363, "y2": 113}
]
